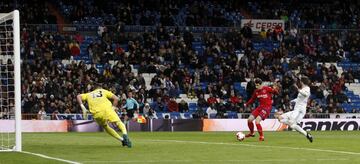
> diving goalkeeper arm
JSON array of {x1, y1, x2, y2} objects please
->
[
  {"x1": 77, "y1": 94, "x2": 88, "y2": 120},
  {"x1": 111, "y1": 95, "x2": 119, "y2": 110}
]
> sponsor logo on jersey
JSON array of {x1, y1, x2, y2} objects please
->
[{"x1": 257, "y1": 94, "x2": 268, "y2": 98}]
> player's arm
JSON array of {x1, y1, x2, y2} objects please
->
[
  {"x1": 293, "y1": 84, "x2": 310, "y2": 97},
  {"x1": 290, "y1": 98, "x2": 297, "y2": 105},
  {"x1": 76, "y1": 94, "x2": 88, "y2": 119},
  {"x1": 290, "y1": 98, "x2": 297, "y2": 103},
  {"x1": 244, "y1": 92, "x2": 256, "y2": 107},
  {"x1": 298, "y1": 87, "x2": 310, "y2": 97},
  {"x1": 104, "y1": 89, "x2": 119, "y2": 109},
  {"x1": 112, "y1": 95, "x2": 119, "y2": 109},
  {"x1": 271, "y1": 84, "x2": 280, "y2": 94},
  {"x1": 133, "y1": 98, "x2": 140, "y2": 110}
]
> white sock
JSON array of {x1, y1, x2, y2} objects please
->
[{"x1": 291, "y1": 124, "x2": 307, "y2": 136}]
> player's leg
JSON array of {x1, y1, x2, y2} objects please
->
[
  {"x1": 124, "y1": 110, "x2": 134, "y2": 127},
  {"x1": 290, "y1": 110, "x2": 313, "y2": 142},
  {"x1": 274, "y1": 110, "x2": 284, "y2": 121},
  {"x1": 288, "y1": 122, "x2": 312, "y2": 142},
  {"x1": 115, "y1": 121, "x2": 127, "y2": 135},
  {"x1": 277, "y1": 111, "x2": 292, "y2": 124},
  {"x1": 94, "y1": 114, "x2": 123, "y2": 141},
  {"x1": 246, "y1": 114, "x2": 256, "y2": 137},
  {"x1": 255, "y1": 116, "x2": 264, "y2": 141},
  {"x1": 108, "y1": 108, "x2": 132, "y2": 147},
  {"x1": 107, "y1": 108, "x2": 128, "y2": 134},
  {"x1": 103, "y1": 122, "x2": 123, "y2": 140},
  {"x1": 108, "y1": 122, "x2": 131, "y2": 147},
  {"x1": 256, "y1": 107, "x2": 271, "y2": 141}
]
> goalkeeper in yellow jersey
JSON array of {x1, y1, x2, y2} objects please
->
[{"x1": 76, "y1": 83, "x2": 132, "y2": 148}]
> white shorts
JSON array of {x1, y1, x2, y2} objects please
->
[{"x1": 280, "y1": 109, "x2": 305, "y2": 125}]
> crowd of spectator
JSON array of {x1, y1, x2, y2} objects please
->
[
  {"x1": 1, "y1": 0, "x2": 360, "y2": 120},
  {"x1": 1, "y1": 0, "x2": 57, "y2": 24},
  {"x1": 16, "y1": 21, "x2": 360, "y2": 120},
  {"x1": 53, "y1": 0, "x2": 360, "y2": 29},
  {"x1": 57, "y1": 0, "x2": 243, "y2": 27},
  {"x1": 246, "y1": 0, "x2": 360, "y2": 29},
  {"x1": 2, "y1": 0, "x2": 360, "y2": 29}
]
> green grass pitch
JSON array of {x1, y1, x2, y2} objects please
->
[{"x1": 0, "y1": 131, "x2": 360, "y2": 164}]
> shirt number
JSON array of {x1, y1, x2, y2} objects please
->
[{"x1": 92, "y1": 91, "x2": 103, "y2": 98}]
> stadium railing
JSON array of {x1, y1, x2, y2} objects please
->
[
  {"x1": 19, "y1": 113, "x2": 360, "y2": 120},
  {"x1": 24, "y1": 24, "x2": 238, "y2": 34}
]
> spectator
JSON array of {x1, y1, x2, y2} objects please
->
[
  {"x1": 241, "y1": 24, "x2": 252, "y2": 39},
  {"x1": 336, "y1": 91, "x2": 349, "y2": 103},
  {"x1": 143, "y1": 103, "x2": 156, "y2": 119},
  {"x1": 229, "y1": 92, "x2": 241, "y2": 111},
  {"x1": 246, "y1": 78, "x2": 256, "y2": 100},
  {"x1": 69, "y1": 42, "x2": 80, "y2": 56},
  {"x1": 167, "y1": 97, "x2": 179, "y2": 112},
  {"x1": 206, "y1": 104, "x2": 217, "y2": 118},
  {"x1": 197, "y1": 94, "x2": 208, "y2": 108},
  {"x1": 152, "y1": 97, "x2": 165, "y2": 112},
  {"x1": 193, "y1": 107, "x2": 206, "y2": 119},
  {"x1": 207, "y1": 93, "x2": 218, "y2": 105},
  {"x1": 97, "y1": 23, "x2": 106, "y2": 37},
  {"x1": 178, "y1": 100, "x2": 189, "y2": 113}
]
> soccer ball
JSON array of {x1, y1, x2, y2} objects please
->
[{"x1": 236, "y1": 132, "x2": 245, "y2": 141}]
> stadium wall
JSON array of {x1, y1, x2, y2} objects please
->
[{"x1": 1, "y1": 119, "x2": 360, "y2": 132}]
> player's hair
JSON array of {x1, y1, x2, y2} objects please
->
[
  {"x1": 300, "y1": 76, "x2": 310, "y2": 86},
  {"x1": 92, "y1": 82, "x2": 103, "y2": 89},
  {"x1": 255, "y1": 78, "x2": 262, "y2": 85}
]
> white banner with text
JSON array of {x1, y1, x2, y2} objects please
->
[
  {"x1": 241, "y1": 19, "x2": 285, "y2": 32},
  {"x1": 203, "y1": 119, "x2": 360, "y2": 131}
]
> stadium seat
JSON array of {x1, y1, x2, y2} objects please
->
[
  {"x1": 188, "y1": 103, "x2": 197, "y2": 111},
  {"x1": 226, "y1": 112, "x2": 238, "y2": 119},
  {"x1": 156, "y1": 113, "x2": 164, "y2": 119},
  {"x1": 209, "y1": 113, "x2": 217, "y2": 118},
  {"x1": 182, "y1": 112, "x2": 192, "y2": 119},
  {"x1": 170, "y1": 112, "x2": 181, "y2": 119}
]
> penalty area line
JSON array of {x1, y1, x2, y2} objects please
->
[
  {"x1": 21, "y1": 151, "x2": 81, "y2": 164},
  {"x1": 144, "y1": 139, "x2": 360, "y2": 156}
]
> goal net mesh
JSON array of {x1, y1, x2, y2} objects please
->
[{"x1": 0, "y1": 12, "x2": 17, "y2": 151}]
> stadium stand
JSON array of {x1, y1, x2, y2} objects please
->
[{"x1": 2, "y1": 0, "x2": 360, "y2": 120}]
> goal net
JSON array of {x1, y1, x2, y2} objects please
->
[{"x1": 0, "y1": 10, "x2": 21, "y2": 152}]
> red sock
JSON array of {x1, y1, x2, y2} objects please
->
[
  {"x1": 256, "y1": 123, "x2": 263, "y2": 137},
  {"x1": 248, "y1": 121, "x2": 254, "y2": 134}
]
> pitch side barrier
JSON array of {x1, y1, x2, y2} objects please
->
[{"x1": 0, "y1": 118, "x2": 359, "y2": 132}]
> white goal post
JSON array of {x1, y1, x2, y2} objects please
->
[{"x1": 0, "y1": 10, "x2": 21, "y2": 152}]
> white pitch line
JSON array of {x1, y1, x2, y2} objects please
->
[
  {"x1": 82, "y1": 158, "x2": 350, "y2": 163},
  {"x1": 145, "y1": 139, "x2": 360, "y2": 156},
  {"x1": 21, "y1": 151, "x2": 81, "y2": 164}
]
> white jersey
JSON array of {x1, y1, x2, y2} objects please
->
[{"x1": 291, "y1": 86, "x2": 310, "y2": 112}]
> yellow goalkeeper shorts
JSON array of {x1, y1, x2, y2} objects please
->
[{"x1": 93, "y1": 107, "x2": 120, "y2": 126}]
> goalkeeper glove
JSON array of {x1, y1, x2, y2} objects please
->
[
  {"x1": 80, "y1": 104, "x2": 88, "y2": 120},
  {"x1": 112, "y1": 106, "x2": 119, "y2": 111}
]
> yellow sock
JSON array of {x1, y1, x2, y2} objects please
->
[
  {"x1": 103, "y1": 124, "x2": 121, "y2": 140},
  {"x1": 116, "y1": 121, "x2": 127, "y2": 135}
]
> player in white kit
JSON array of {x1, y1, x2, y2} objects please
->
[{"x1": 275, "y1": 76, "x2": 313, "y2": 143}]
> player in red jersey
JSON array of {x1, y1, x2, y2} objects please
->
[{"x1": 244, "y1": 78, "x2": 279, "y2": 141}]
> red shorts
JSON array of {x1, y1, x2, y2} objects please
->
[{"x1": 251, "y1": 106, "x2": 272, "y2": 120}]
